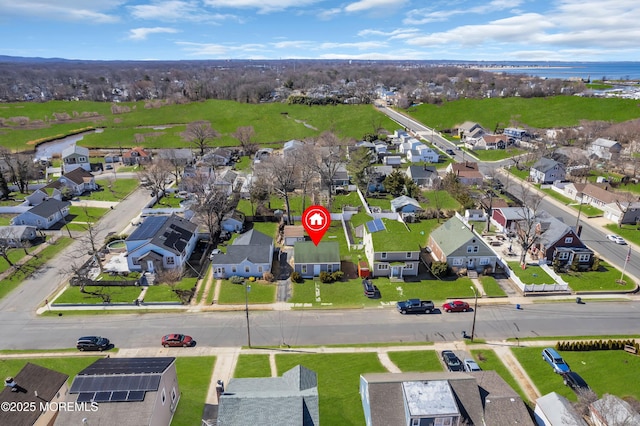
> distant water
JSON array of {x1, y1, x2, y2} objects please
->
[{"x1": 461, "y1": 61, "x2": 640, "y2": 81}]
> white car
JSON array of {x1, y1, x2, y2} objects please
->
[
  {"x1": 208, "y1": 249, "x2": 221, "y2": 260},
  {"x1": 463, "y1": 359, "x2": 482, "y2": 372},
  {"x1": 606, "y1": 234, "x2": 626, "y2": 245}
]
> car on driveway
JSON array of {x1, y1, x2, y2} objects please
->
[
  {"x1": 542, "y1": 347, "x2": 571, "y2": 374},
  {"x1": 442, "y1": 300, "x2": 470, "y2": 313},
  {"x1": 76, "y1": 336, "x2": 111, "y2": 351},
  {"x1": 162, "y1": 334, "x2": 195, "y2": 348},
  {"x1": 441, "y1": 350, "x2": 463, "y2": 372},
  {"x1": 463, "y1": 358, "x2": 482, "y2": 372},
  {"x1": 606, "y1": 234, "x2": 627, "y2": 245},
  {"x1": 562, "y1": 371, "x2": 590, "y2": 394},
  {"x1": 209, "y1": 249, "x2": 221, "y2": 260},
  {"x1": 362, "y1": 279, "x2": 380, "y2": 299}
]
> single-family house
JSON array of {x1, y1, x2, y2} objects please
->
[
  {"x1": 590, "y1": 394, "x2": 640, "y2": 426},
  {"x1": 293, "y1": 241, "x2": 340, "y2": 278},
  {"x1": 534, "y1": 392, "x2": 587, "y2": 426},
  {"x1": 57, "y1": 167, "x2": 97, "y2": 195},
  {"x1": 0, "y1": 363, "x2": 69, "y2": 426},
  {"x1": 0, "y1": 225, "x2": 37, "y2": 247},
  {"x1": 530, "y1": 158, "x2": 566, "y2": 184},
  {"x1": 125, "y1": 214, "x2": 198, "y2": 273},
  {"x1": 215, "y1": 365, "x2": 319, "y2": 426},
  {"x1": 382, "y1": 155, "x2": 401, "y2": 166},
  {"x1": 156, "y1": 148, "x2": 194, "y2": 166},
  {"x1": 523, "y1": 211, "x2": 594, "y2": 269},
  {"x1": 26, "y1": 187, "x2": 61, "y2": 206},
  {"x1": 406, "y1": 145, "x2": 439, "y2": 163},
  {"x1": 603, "y1": 201, "x2": 640, "y2": 225},
  {"x1": 492, "y1": 207, "x2": 531, "y2": 234},
  {"x1": 203, "y1": 147, "x2": 234, "y2": 166},
  {"x1": 563, "y1": 182, "x2": 631, "y2": 210},
  {"x1": 360, "y1": 371, "x2": 533, "y2": 426},
  {"x1": 367, "y1": 165, "x2": 394, "y2": 192},
  {"x1": 211, "y1": 229, "x2": 274, "y2": 279},
  {"x1": 390, "y1": 195, "x2": 422, "y2": 213},
  {"x1": 474, "y1": 134, "x2": 507, "y2": 150},
  {"x1": 374, "y1": 143, "x2": 388, "y2": 155},
  {"x1": 61, "y1": 144, "x2": 90, "y2": 173},
  {"x1": 122, "y1": 146, "x2": 152, "y2": 165},
  {"x1": 446, "y1": 161, "x2": 484, "y2": 186},
  {"x1": 11, "y1": 198, "x2": 71, "y2": 230},
  {"x1": 214, "y1": 170, "x2": 239, "y2": 195},
  {"x1": 399, "y1": 138, "x2": 423, "y2": 154},
  {"x1": 283, "y1": 225, "x2": 306, "y2": 246},
  {"x1": 332, "y1": 165, "x2": 350, "y2": 188},
  {"x1": 221, "y1": 209, "x2": 245, "y2": 233},
  {"x1": 428, "y1": 215, "x2": 498, "y2": 274},
  {"x1": 283, "y1": 139, "x2": 304, "y2": 157},
  {"x1": 406, "y1": 165, "x2": 440, "y2": 188},
  {"x1": 392, "y1": 129, "x2": 411, "y2": 142},
  {"x1": 503, "y1": 127, "x2": 530, "y2": 141},
  {"x1": 457, "y1": 121, "x2": 484, "y2": 140},
  {"x1": 363, "y1": 218, "x2": 420, "y2": 278},
  {"x1": 55, "y1": 357, "x2": 179, "y2": 426},
  {"x1": 588, "y1": 138, "x2": 622, "y2": 161}
]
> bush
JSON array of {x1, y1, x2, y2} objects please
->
[
  {"x1": 331, "y1": 270, "x2": 344, "y2": 282},
  {"x1": 291, "y1": 271, "x2": 303, "y2": 283},
  {"x1": 591, "y1": 257, "x2": 600, "y2": 271},
  {"x1": 230, "y1": 276, "x2": 244, "y2": 284},
  {"x1": 431, "y1": 261, "x2": 449, "y2": 277},
  {"x1": 262, "y1": 272, "x2": 274, "y2": 282},
  {"x1": 248, "y1": 276, "x2": 256, "y2": 282},
  {"x1": 319, "y1": 271, "x2": 334, "y2": 283}
]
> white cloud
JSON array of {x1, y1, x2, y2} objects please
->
[
  {"x1": 404, "y1": 0, "x2": 525, "y2": 25},
  {"x1": 128, "y1": 27, "x2": 179, "y2": 41},
  {"x1": 358, "y1": 28, "x2": 420, "y2": 40},
  {"x1": 0, "y1": 0, "x2": 122, "y2": 23},
  {"x1": 129, "y1": 1, "x2": 239, "y2": 23},
  {"x1": 344, "y1": 0, "x2": 409, "y2": 13},
  {"x1": 318, "y1": 41, "x2": 387, "y2": 50},
  {"x1": 203, "y1": 0, "x2": 322, "y2": 14},
  {"x1": 177, "y1": 41, "x2": 267, "y2": 57}
]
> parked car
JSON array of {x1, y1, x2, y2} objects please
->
[
  {"x1": 562, "y1": 371, "x2": 590, "y2": 393},
  {"x1": 542, "y1": 347, "x2": 571, "y2": 374},
  {"x1": 161, "y1": 334, "x2": 195, "y2": 348},
  {"x1": 606, "y1": 234, "x2": 626, "y2": 245},
  {"x1": 442, "y1": 300, "x2": 470, "y2": 313},
  {"x1": 463, "y1": 358, "x2": 482, "y2": 372},
  {"x1": 209, "y1": 249, "x2": 221, "y2": 260},
  {"x1": 446, "y1": 149, "x2": 455, "y2": 155},
  {"x1": 396, "y1": 299, "x2": 435, "y2": 314},
  {"x1": 362, "y1": 279, "x2": 380, "y2": 299},
  {"x1": 76, "y1": 336, "x2": 111, "y2": 351},
  {"x1": 441, "y1": 350, "x2": 463, "y2": 372}
]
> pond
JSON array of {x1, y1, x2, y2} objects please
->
[{"x1": 35, "y1": 128, "x2": 103, "y2": 159}]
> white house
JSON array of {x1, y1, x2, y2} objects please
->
[
  {"x1": 125, "y1": 214, "x2": 198, "y2": 273},
  {"x1": 61, "y1": 145, "x2": 90, "y2": 173},
  {"x1": 588, "y1": 138, "x2": 622, "y2": 161},
  {"x1": 406, "y1": 145, "x2": 439, "y2": 163},
  {"x1": 211, "y1": 229, "x2": 274, "y2": 279},
  {"x1": 398, "y1": 138, "x2": 422, "y2": 154},
  {"x1": 382, "y1": 156, "x2": 401, "y2": 166}
]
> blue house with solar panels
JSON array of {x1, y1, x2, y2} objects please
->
[
  {"x1": 125, "y1": 214, "x2": 198, "y2": 273},
  {"x1": 363, "y1": 217, "x2": 421, "y2": 278},
  {"x1": 55, "y1": 357, "x2": 179, "y2": 426}
]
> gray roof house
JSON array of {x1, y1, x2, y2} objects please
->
[
  {"x1": 0, "y1": 363, "x2": 69, "y2": 426},
  {"x1": 530, "y1": 158, "x2": 566, "y2": 184},
  {"x1": 428, "y1": 215, "x2": 498, "y2": 274},
  {"x1": 211, "y1": 229, "x2": 274, "y2": 279},
  {"x1": 406, "y1": 165, "x2": 440, "y2": 187},
  {"x1": 0, "y1": 225, "x2": 37, "y2": 247},
  {"x1": 293, "y1": 241, "x2": 340, "y2": 278},
  {"x1": 527, "y1": 211, "x2": 593, "y2": 268},
  {"x1": 588, "y1": 138, "x2": 622, "y2": 161},
  {"x1": 360, "y1": 371, "x2": 533, "y2": 426},
  {"x1": 61, "y1": 144, "x2": 90, "y2": 173},
  {"x1": 125, "y1": 214, "x2": 198, "y2": 273},
  {"x1": 534, "y1": 392, "x2": 587, "y2": 426},
  {"x1": 390, "y1": 195, "x2": 423, "y2": 213},
  {"x1": 590, "y1": 394, "x2": 640, "y2": 426},
  {"x1": 11, "y1": 198, "x2": 71, "y2": 229},
  {"x1": 55, "y1": 357, "x2": 179, "y2": 426},
  {"x1": 216, "y1": 365, "x2": 319, "y2": 426},
  {"x1": 56, "y1": 167, "x2": 97, "y2": 195}
]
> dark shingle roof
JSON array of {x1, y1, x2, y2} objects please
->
[
  {"x1": 27, "y1": 198, "x2": 70, "y2": 218},
  {"x1": 127, "y1": 215, "x2": 197, "y2": 255},
  {"x1": 532, "y1": 157, "x2": 562, "y2": 173},
  {"x1": 62, "y1": 167, "x2": 93, "y2": 185},
  {"x1": 234, "y1": 229, "x2": 272, "y2": 246}
]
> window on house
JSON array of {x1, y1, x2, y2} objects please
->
[
  {"x1": 327, "y1": 264, "x2": 333, "y2": 273},
  {"x1": 452, "y1": 258, "x2": 463, "y2": 266},
  {"x1": 381, "y1": 252, "x2": 387, "y2": 259},
  {"x1": 479, "y1": 258, "x2": 489, "y2": 265},
  {"x1": 405, "y1": 263, "x2": 413, "y2": 270},
  {"x1": 132, "y1": 257, "x2": 139, "y2": 265},
  {"x1": 378, "y1": 264, "x2": 389, "y2": 270},
  {"x1": 245, "y1": 266, "x2": 250, "y2": 273},
  {"x1": 258, "y1": 266, "x2": 263, "y2": 273},
  {"x1": 166, "y1": 257, "x2": 175, "y2": 265},
  {"x1": 232, "y1": 266, "x2": 237, "y2": 273},
  {"x1": 215, "y1": 267, "x2": 224, "y2": 274},
  {"x1": 565, "y1": 237, "x2": 573, "y2": 244},
  {"x1": 557, "y1": 252, "x2": 569, "y2": 260},
  {"x1": 171, "y1": 388, "x2": 177, "y2": 403},
  {"x1": 435, "y1": 418, "x2": 453, "y2": 426},
  {"x1": 578, "y1": 254, "x2": 590, "y2": 262},
  {"x1": 301, "y1": 265, "x2": 307, "y2": 274},
  {"x1": 161, "y1": 388, "x2": 166, "y2": 405},
  {"x1": 406, "y1": 252, "x2": 411, "y2": 258}
]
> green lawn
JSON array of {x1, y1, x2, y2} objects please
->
[
  {"x1": 233, "y1": 354, "x2": 272, "y2": 378},
  {"x1": 388, "y1": 350, "x2": 443, "y2": 372},
  {"x1": 332, "y1": 192, "x2": 363, "y2": 213},
  {"x1": 471, "y1": 348, "x2": 527, "y2": 402},
  {"x1": 0, "y1": 214, "x2": 14, "y2": 225},
  {"x1": 248, "y1": 221, "x2": 279, "y2": 241},
  {"x1": 561, "y1": 261, "x2": 635, "y2": 290},
  {"x1": 507, "y1": 262, "x2": 555, "y2": 285},
  {"x1": 54, "y1": 285, "x2": 144, "y2": 304},
  {"x1": 369, "y1": 218, "x2": 439, "y2": 252},
  {"x1": 90, "y1": 178, "x2": 139, "y2": 201},
  {"x1": 153, "y1": 194, "x2": 184, "y2": 208},
  {"x1": 236, "y1": 199, "x2": 255, "y2": 216},
  {"x1": 479, "y1": 275, "x2": 507, "y2": 297},
  {"x1": 511, "y1": 346, "x2": 640, "y2": 402},
  {"x1": 289, "y1": 276, "x2": 476, "y2": 308},
  {"x1": 422, "y1": 190, "x2": 462, "y2": 211},
  {"x1": 507, "y1": 165, "x2": 532, "y2": 181},
  {"x1": 217, "y1": 280, "x2": 277, "y2": 304},
  {"x1": 0, "y1": 357, "x2": 102, "y2": 386},
  {"x1": 143, "y1": 278, "x2": 198, "y2": 303},
  {"x1": 276, "y1": 352, "x2": 387, "y2": 425},
  {"x1": 605, "y1": 223, "x2": 640, "y2": 247},
  {"x1": 0, "y1": 246, "x2": 29, "y2": 274},
  {"x1": 171, "y1": 357, "x2": 216, "y2": 426},
  {"x1": 539, "y1": 188, "x2": 603, "y2": 217},
  {"x1": 468, "y1": 148, "x2": 525, "y2": 162},
  {"x1": 233, "y1": 155, "x2": 253, "y2": 172},
  {"x1": 68, "y1": 206, "x2": 109, "y2": 223},
  {"x1": 0, "y1": 237, "x2": 74, "y2": 300}
]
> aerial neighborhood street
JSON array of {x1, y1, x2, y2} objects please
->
[{"x1": 2, "y1": 77, "x2": 640, "y2": 425}]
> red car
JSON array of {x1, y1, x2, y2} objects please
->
[
  {"x1": 442, "y1": 300, "x2": 470, "y2": 313},
  {"x1": 161, "y1": 334, "x2": 195, "y2": 347}
]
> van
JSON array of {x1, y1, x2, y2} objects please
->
[{"x1": 542, "y1": 347, "x2": 570, "y2": 374}]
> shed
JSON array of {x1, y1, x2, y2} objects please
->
[{"x1": 358, "y1": 261, "x2": 370, "y2": 278}]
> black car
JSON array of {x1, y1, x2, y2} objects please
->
[
  {"x1": 76, "y1": 336, "x2": 111, "y2": 351},
  {"x1": 446, "y1": 149, "x2": 455, "y2": 155},
  {"x1": 441, "y1": 350, "x2": 463, "y2": 372},
  {"x1": 562, "y1": 371, "x2": 590, "y2": 394}
]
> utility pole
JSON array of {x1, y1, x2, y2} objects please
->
[
  {"x1": 470, "y1": 286, "x2": 478, "y2": 342},
  {"x1": 245, "y1": 282, "x2": 251, "y2": 348}
]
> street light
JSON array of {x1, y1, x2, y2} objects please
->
[
  {"x1": 469, "y1": 286, "x2": 478, "y2": 342},
  {"x1": 574, "y1": 192, "x2": 584, "y2": 230},
  {"x1": 245, "y1": 282, "x2": 252, "y2": 348}
]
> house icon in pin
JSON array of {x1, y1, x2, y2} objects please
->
[{"x1": 309, "y1": 212, "x2": 324, "y2": 227}]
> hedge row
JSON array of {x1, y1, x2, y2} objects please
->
[{"x1": 555, "y1": 339, "x2": 638, "y2": 352}]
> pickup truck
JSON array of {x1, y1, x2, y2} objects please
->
[{"x1": 396, "y1": 299, "x2": 435, "y2": 314}]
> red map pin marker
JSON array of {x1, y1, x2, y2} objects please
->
[{"x1": 302, "y1": 205, "x2": 331, "y2": 246}]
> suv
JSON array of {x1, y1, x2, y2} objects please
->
[
  {"x1": 441, "y1": 350, "x2": 463, "y2": 372},
  {"x1": 77, "y1": 336, "x2": 110, "y2": 351},
  {"x1": 362, "y1": 279, "x2": 380, "y2": 298},
  {"x1": 463, "y1": 358, "x2": 482, "y2": 372},
  {"x1": 562, "y1": 371, "x2": 590, "y2": 394},
  {"x1": 542, "y1": 348, "x2": 570, "y2": 374}
]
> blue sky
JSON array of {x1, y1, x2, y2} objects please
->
[{"x1": 1, "y1": 0, "x2": 638, "y2": 61}]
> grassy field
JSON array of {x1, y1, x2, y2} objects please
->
[
  {"x1": 54, "y1": 285, "x2": 144, "y2": 304},
  {"x1": 172, "y1": 356, "x2": 216, "y2": 426},
  {"x1": 479, "y1": 275, "x2": 507, "y2": 297},
  {"x1": 387, "y1": 350, "x2": 443, "y2": 372},
  {"x1": 233, "y1": 354, "x2": 272, "y2": 378},
  {"x1": 405, "y1": 96, "x2": 640, "y2": 130},
  {"x1": 143, "y1": 278, "x2": 198, "y2": 303},
  {"x1": 561, "y1": 261, "x2": 635, "y2": 291},
  {"x1": 466, "y1": 147, "x2": 525, "y2": 161},
  {"x1": 89, "y1": 178, "x2": 139, "y2": 201},
  {"x1": 217, "y1": 280, "x2": 277, "y2": 304},
  {"x1": 507, "y1": 262, "x2": 555, "y2": 284},
  {"x1": 0, "y1": 100, "x2": 399, "y2": 152}
]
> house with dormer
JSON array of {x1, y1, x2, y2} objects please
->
[
  {"x1": 457, "y1": 121, "x2": 485, "y2": 140},
  {"x1": 210, "y1": 229, "x2": 274, "y2": 279},
  {"x1": 428, "y1": 215, "x2": 497, "y2": 274},
  {"x1": 61, "y1": 144, "x2": 90, "y2": 173},
  {"x1": 363, "y1": 218, "x2": 420, "y2": 278},
  {"x1": 57, "y1": 167, "x2": 97, "y2": 195},
  {"x1": 588, "y1": 138, "x2": 622, "y2": 161},
  {"x1": 530, "y1": 158, "x2": 566, "y2": 184},
  {"x1": 125, "y1": 214, "x2": 198, "y2": 273},
  {"x1": 122, "y1": 147, "x2": 152, "y2": 165}
]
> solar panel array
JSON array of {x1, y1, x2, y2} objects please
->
[
  {"x1": 76, "y1": 390, "x2": 146, "y2": 403},
  {"x1": 365, "y1": 218, "x2": 386, "y2": 233},
  {"x1": 70, "y1": 374, "x2": 161, "y2": 393},
  {"x1": 78, "y1": 357, "x2": 174, "y2": 375}
]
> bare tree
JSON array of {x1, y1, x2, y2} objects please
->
[
  {"x1": 248, "y1": 176, "x2": 270, "y2": 217},
  {"x1": 182, "y1": 120, "x2": 219, "y2": 156},
  {"x1": 195, "y1": 186, "x2": 233, "y2": 242},
  {"x1": 78, "y1": 207, "x2": 104, "y2": 273},
  {"x1": 514, "y1": 185, "x2": 544, "y2": 266},
  {"x1": 0, "y1": 237, "x2": 15, "y2": 268},
  {"x1": 138, "y1": 161, "x2": 172, "y2": 200},
  {"x1": 232, "y1": 126, "x2": 258, "y2": 156},
  {"x1": 313, "y1": 131, "x2": 345, "y2": 210},
  {"x1": 293, "y1": 144, "x2": 318, "y2": 213},
  {"x1": 263, "y1": 154, "x2": 297, "y2": 225},
  {"x1": 0, "y1": 149, "x2": 37, "y2": 194}
]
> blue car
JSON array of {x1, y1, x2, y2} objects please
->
[{"x1": 542, "y1": 348, "x2": 571, "y2": 374}]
